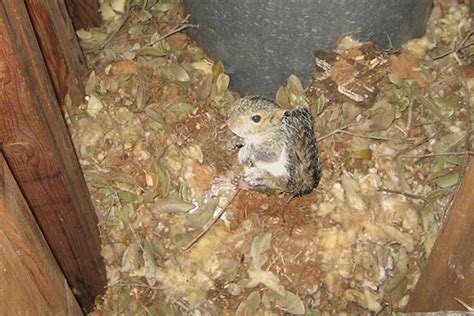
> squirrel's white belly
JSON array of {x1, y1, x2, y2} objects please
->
[{"x1": 255, "y1": 150, "x2": 288, "y2": 178}]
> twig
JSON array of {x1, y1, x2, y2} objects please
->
[
  {"x1": 142, "y1": 15, "x2": 198, "y2": 48},
  {"x1": 406, "y1": 96, "x2": 414, "y2": 133},
  {"x1": 378, "y1": 188, "x2": 438, "y2": 211},
  {"x1": 433, "y1": 29, "x2": 474, "y2": 62},
  {"x1": 455, "y1": 297, "x2": 474, "y2": 311},
  {"x1": 443, "y1": 78, "x2": 474, "y2": 219},
  {"x1": 107, "y1": 282, "x2": 161, "y2": 291},
  {"x1": 339, "y1": 130, "x2": 398, "y2": 142},
  {"x1": 88, "y1": 9, "x2": 133, "y2": 53},
  {"x1": 417, "y1": 95, "x2": 445, "y2": 120},
  {"x1": 182, "y1": 188, "x2": 241, "y2": 251},
  {"x1": 400, "y1": 151, "x2": 474, "y2": 159},
  {"x1": 128, "y1": 223, "x2": 145, "y2": 253},
  {"x1": 317, "y1": 123, "x2": 359, "y2": 141}
]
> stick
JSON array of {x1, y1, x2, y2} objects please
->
[
  {"x1": 400, "y1": 151, "x2": 474, "y2": 159},
  {"x1": 88, "y1": 9, "x2": 133, "y2": 53},
  {"x1": 317, "y1": 123, "x2": 359, "y2": 141},
  {"x1": 142, "y1": 15, "x2": 198, "y2": 48},
  {"x1": 182, "y1": 188, "x2": 240, "y2": 251},
  {"x1": 432, "y1": 29, "x2": 474, "y2": 62}
]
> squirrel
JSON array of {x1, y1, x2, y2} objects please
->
[{"x1": 226, "y1": 96, "x2": 322, "y2": 196}]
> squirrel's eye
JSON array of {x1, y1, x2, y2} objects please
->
[{"x1": 251, "y1": 115, "x2": 261, "y2": 123}]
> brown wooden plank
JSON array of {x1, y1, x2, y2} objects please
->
[
  {"x1": 0, "y1": 152, "x2": 82, "y2": 315},
  {"x1": 26, "y1": 0, "x2": 87, "y2": 108},
  {"x1": 407, "y1": 158, "x2": 474, "y2": 311},
  {"x1": 0, "y1": 1, "x2": 105, "y2": 311},
  {"x1": 64, "y1": 0, "x2": 100, "y2": 30}
]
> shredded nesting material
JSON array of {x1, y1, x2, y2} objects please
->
[{"x1": 69, "y1": 0, "x2": 473, "y2": 314}]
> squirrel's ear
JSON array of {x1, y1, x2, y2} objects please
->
[{"x1": 270, "y1": 109, "x2": 286, "y2": 122}]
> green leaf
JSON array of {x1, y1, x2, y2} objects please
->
[
  {"x1": 152, "y1": 2, "x2": 174, "y2": 12},
  {"x1": 435, "y1": 173, "x2": 460, "y2": 188},
  {"x1": 274, "y1": 291, "x2": 305, "y2": 315},
  {"x1": 121, "y1": 242, "x2": 141, "y2": 272},
  {"x1": 169, "y1": 102, "x2": 195, "y2": 116},
  {"x1": 387, "y1": 73, "x2": 404, "y2": 87},
  {"x1": 128, "y1": 25, "x2": 144, "y2": 36},
  {"x1": 236, "y1": 290, "x2": 261, "y2": 316},
  {"x1": 76, "y1": 29, "x2": 92, "y2": 40},
  {"x1": 117, "y1": 288, "x2": 130, "y2": 313},
  {"x1": 143, "y1": 239, "x2": 158, "y2": 286},
  {"x1": 118, "y1": 191, "x2": 141, "y2": 203},
  {"x1": 251, "y1": 232, "x2": 272, "y2": 270},
  {"x1": 157, "y1": 165, "x2": 170, "y2": 197},
  {"x1": 85, "y1": 71, "x2": 97, "y2": 95},
  {"x1": 315, "y1": 94, "x2": 326, "y2": 115}
]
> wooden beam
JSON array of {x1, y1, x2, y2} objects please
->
[
  {"x1": 64, "y1": 0, "x2": 100, "y2": 30},
  {"x1": 26, "y1": 0, "x2": 88, "y2": 108},
  {"x1": 0, "y1": 1, "x2": 106, "y2": 311},
  {"x1": 407, "y1": 158, "x2": 474, "y2": 311},
  {"x1": 0, "y1": 152, "x2": 82, "y2": 315}
]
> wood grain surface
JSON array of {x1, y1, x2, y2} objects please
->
[
  {"x1": 64, "y1": 0, "x2": 100, "y2": 30},
  {"x1": 0, "y1": 152, "x2": 82, "y2": 315},
  {"x1": 407, "y1": 158, "x2": 474, "y2": 311},
  {"x1": 26, "y1": 0, "x2": 87, "y2": 108},
  {"x1": 0, "y1": 1, "x2": 105, "y2": 311}
]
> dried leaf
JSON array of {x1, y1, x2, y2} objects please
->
[
  {"x1": 274, "y1": 291, "x2": 305, "y2": 315},
  {"x1": 136, "y1": 10, "x2": 152, "y2": 22},
  {"x1": 90, "y1": 28, "x2": 108, "y2": 44},
  {"x1": 150, "y1": 198, "x2": 195, "y2": 214},
  {"x1": 111, "y1": 60, "x2": 138, "y2": 75},
  {"x1": 135, "y1": 82, "x2": 146, "y2": 109},
  {"x1": 212, "y1": 60, "x2": 225, "y2": 79},
  {"x1": 197, "y1": 74, "x2": 213, "y2": 100},
  {"x1": 145, "y1": 106, "x2": 166, "y2": 127},
  {"x1": 157, "y1": 165, "x2": 170, "y2": 197},
  {"x1": 169, "y1": 102, "x2": 195, "y2": 116},
  {"x1": 247, "y1": 270, "x2": 285, "y2": 296},
  {"x1": 236, "y1": 290, "x2": 261, "y2": 316},
  {"x1": 370, "y1": 103, "x2": 395, "y2": 130},
  {"x1": 110, "y1": 0, "x2": 127, "y2": 13},
  {"x1": 121, "y1": 242, "x2": 140, "y2": 272},
  {"x1": 187, "y1": 197, "x2": 219, "y2": 229},
  {"x1": 168, "y1": 64, "x2": 190, "y2": 82},
  {"x1": 216, "y1": 73, "x2": 230, "y2": 95},
  {"x1": 275, "y1": 86, "x2": 290, "y2": 107},
  {"x1": 87, "y1": 94, "x2": 104, "y2": 117},
  {"x1": 143, "y1": 239, "x2": 158, "y2": 286},
  {"x1": 342, "y1": 102, "x2": 361, "y2": 124},
  {"x1": 76, "y1": 29, "x2": 92, "y2": 40},
  {"x1": 85, "y1": 71, "x2": 97, "y2": 95},
  {"x1": 351, "y1": 148, "x2": 372, "y2": 160},
  {"x1": 191, "y1": 60, "x2": 213, "y2": 74},
  {"x1": 101, "y1": 3, "x2": 120, "y2": 21},
  {"x1": 136, "y1": 47, "x2": 167, "y2": 57},
  {"x1": 287, "y1": 74, "x2": 304, "y2": 96},
  {"x1": 250, "y1": 232, "x2": 272, "y2": 270}
]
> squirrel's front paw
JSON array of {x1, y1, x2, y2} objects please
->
[
  {"x1": 238, "y1": 146, "x2": 253, "y2": 165},
  {"x1": 234, "y1": 176, "x2": 253, "y2": 190},
  {"x1": 227, "y1": 135, "x2": 244, "y2": 151}
]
